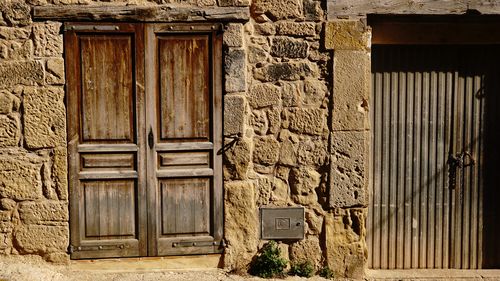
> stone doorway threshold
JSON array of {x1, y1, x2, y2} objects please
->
[
  {"x1": 366, "y1": 269, "x2": 500, "y2": 280},
  {"x1": 70, "y1": 254, "x2": 222, "y2": 272}
]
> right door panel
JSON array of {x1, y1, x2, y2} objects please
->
[{"x1": 368, "y1": 45, "x2": 500, "y2": 269}]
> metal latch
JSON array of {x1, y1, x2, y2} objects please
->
[
  {"x1": 65, "y1": 25, "x2": 120, "y2": 31},
  {"x1": 172, "y1": 241, "x2": 222, "y2": 248},
  {"x1": 69, "y1": 244, "x2": 127, "y2": 252}
]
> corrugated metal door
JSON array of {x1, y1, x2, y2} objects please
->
[{"x1": 368, "y1": 45, "x2": 499, "y2": 269}]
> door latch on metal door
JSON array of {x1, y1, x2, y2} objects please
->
[{"x1": 448, "y1": 151, "x2": 475, "y2": 189}]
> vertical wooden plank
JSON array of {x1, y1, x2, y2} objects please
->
[
  {"x1": 396, "y1": 48, "x2": 406, "y2": 269},
  {"x1": 388, "y1": 47, "x2": 398, "y2": 269},
  {"x1": 403, "y1": 46, "x2": 414, "y2": 269},
  {"x1": 412, "y1": 49, "x2": 422, "y2": 269},
  {"x1": 427, "y1": 64, "x2": 437, "y2": 269},
  {"x1": 442, "y1": 67, "x2": 453, "y2": 269}
]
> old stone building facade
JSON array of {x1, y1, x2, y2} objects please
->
[{"x1": 1, "y1": 0, "x2": 500, "y2": 279}]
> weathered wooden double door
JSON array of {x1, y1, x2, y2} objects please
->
[
  {"x1": 368, "y1": 44, "x2": 500, "y2": 269},
  {"x1": 65, "y1": 23, "x2": 223, "y2": 259}
]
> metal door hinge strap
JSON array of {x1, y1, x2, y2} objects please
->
[
  {"x1": 70, "y1": 244, "x2": 127, "y2": 252},
  {"x1": 65, "y1": 25, "x2": 120, "y2": 31},
  {"x1": 172, "y1": 241, "x2": 221, "y2": 248}
]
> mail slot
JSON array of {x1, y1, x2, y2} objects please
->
[{"x1": 260, "y1": 207, "x2": 304, "y2": 240}]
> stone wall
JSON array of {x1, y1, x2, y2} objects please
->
[{"x1": 0, "y1": 0, "x2": 372, "y2": 278}]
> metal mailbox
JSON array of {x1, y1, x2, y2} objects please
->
[{"x1": 260, "y1": 207, "x2": 304, "y2": 240}]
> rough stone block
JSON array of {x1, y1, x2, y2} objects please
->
[
  {"x1": 305, "y1": 209, "x2": 323, "y2": 235},
  {"x1": 218, "y1": 0, "x2": 250, "y2": 7},
  {"x1": 0, "y1": 210, "x2": 11, "y2": 221},
  {"x1": 329, "y1": 130, "x2": 369, "y2": 208},
  {"x1": 223, "y1": 23, "x2": 243, "y2": 47},
  {"x1": 325, "y1": 20, "x2": 370, "y2": 51},
  {"x1": 276, "y1": 22, "x2": 316, "y2": 36},
  {"x1": 0, "y1": 233, "x2": 12, "y2": 251},
  {"x1": 223, "y1": 137, "x2": 251, "y2": 180},
  {"x1": 0, "y1": 221, "x2": 13, "y2": 233},
  {"x1": 0, "y1": 27, "x2": 30, "y2": 40},
  {"x1": 0, "y1": 1, "x2": 31, "y2": 26},
  {"x1": 224, "y1": 94, "x2": 247, "y2": 136},
  {"x1": 0, "y1": 91, "x2": 20, "y2": 115},
  {"x1": 13, "y1": 224, "x2": 69, "y2": 254},
  {"x1": 45, "y1": 252, "x2": 70, "y2": 263},
  {"x1": 254, "y1": 23, "x2": 276, "y2": 36},
  {"x1": 248, "y1": 83, "x2": 280, "y2": 108},
  {"x1": 0, "y1": 40, "x2": 32, "y2": 60},
  {"x1": 281, "y1": 81, "x2": 301, "y2": 107},
  {"x1": 225, "y1": 48, "x2": 246, "y2": 92},
  {"x1": 253, "y1": 135, "x2": 280, "y2": 166},
  {"x1": 0, "y1": 115, "x2": 20, "y2": 147},
  {"x1": 303, "y1": 79, "x2": 327, "y2": 107},
  {"x1": 297, "y1": 137, "x2": 327, "y2": 166},
  {"x1": 224, "y1": 181, "x2": 258, "y2": 271},
  {"x1": 0, "y1": 61, "x2": 44, "y2": 87},
  {"x1": 0, "y1": 198, "x2": 16, "y2": 211},
  {"x1": 332, "y1": 50, "x2": 370, "y2": 131},
  {"x1": 248, "y1": 45, "x2": 268, "y2": 64},
  {"x1": 267, "y1": 107, "x2": 281, "y2": 134},
  {"x1": 289, "y1": 236, "x2": 322, "y2": 268},
  {"x1": 46, "y1": 58, "x2": 65, "y2": 85},
  {"x1": 0, "y1": 149, "x2": 43, "y2": 201},
  {"x1": 24, "y1": 87, "x2": 66, "y2": 149},
  {"x1": 252, "y1": 0, "x2": 303, "y2": 20},
  {"x1": 19, "y1": 201, "x2": 68, "y2": 224},
  {"x1": 254, "y1": 62, "x2": 318, "y2": 82},
  {"x1": 303, "y1": 0, "x2": 323, "y2": 21},
  {"x1": 52, "y1": 147, "x2": 68, "y2": 200},
  {"x1": 271, "y1": 37, "x2": 308, "y2": 58},
  {"x1": 283, "y1": 108, "x2": 326, "y2": 135},
  {"x1": 279, "y1": 139, "x2": 297, "y2": 166},
  {"x1": 325, "y1": 209, "x2": 368, "y2": 278},
  {"x1": 250, "y1": 110, "x2": 268, "y2": 135},
  {"x1": 290, "y1": 167, "x2": 321, "y2": 206},
  {"x1": 33, "y1": 22, "x2": 63, "y2": 57}
]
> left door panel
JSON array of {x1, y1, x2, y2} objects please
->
[{"x1": 65, "y1": 23, "x2": 147, "y2": 259}]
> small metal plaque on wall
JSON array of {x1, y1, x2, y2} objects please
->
[{"x1": 260, "y1": 207, "x2": 304, "y2": 240}]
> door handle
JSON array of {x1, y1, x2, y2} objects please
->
[
  {"x1": 148, "y1": 127, "x2": 154, "y2": 149},
  {"x1": 448, "y1": 150, "x2": 475, "y2": 189}
]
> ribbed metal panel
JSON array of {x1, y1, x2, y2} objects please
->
[{"x1": 368, "y1": 45, "x2": 489, "y2": 269}]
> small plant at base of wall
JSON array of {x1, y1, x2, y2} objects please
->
[
  {"x1": 289, "y1": 261, "x2": 314, "y2": 278},
  {"x1": 318, "y1": 266, "x2": 335, "y2": 279},
  {"x1": 249, "y1": 241, "x2": 288, "y2": 278}
]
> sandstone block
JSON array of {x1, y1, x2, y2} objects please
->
[
  {"x1": 281, "y1": 81, "x2": 301, "y2": 107},
  {"x1": 223, "y1": 137, "x2": 251, "y2": 180},
  {"x1": 0, "y1": 233, "x2": 12, "y2": 250},
  {"x1": 0, "y1": 1, "x2": 31, "y2": 26},
  {"x1": 13, "y1": 224, "x2": 69, "y2": 254},
  {"x1": 271, "y1": 37, "x2": 308, "y2": 58},
  {"x1": 46, "y1": 58, "x2": 65, "y2": 85},
  {"x1": 19, "y1": 201, "x2": 68, "y2": 224},
  {"x1": 289, "y1": 167, "x2": 320, "y2": 205},
  {"x1": 303, "y1": 0, "x2": 323, "y2": 21},
  {"x1": 252, "y1": 0, "x2": 303, "y2": 20},
  {"x1": 225, "y1": 48, "x2": 246, "y2": 93},
  {"x1": 256, "y1": 177, "x2": 272, "y2": 205},
  {"x1": 0, "y1": 61, "x2": 44, "y2": 87},
  {"x1": 224, "y1": 94, "x2": 247, "y2": 136},
  {"x1": 33, "y1": 22, "x2": 63, "y2": 57},
  {"x1": 218, "y1": 0, "x2": 250, "y2": 7},
  {"x1": 24, "y1": 87, "x2": 66, "y2": 149},
  {"x1": 330, "y1": 131, "x2": 369, "y2": 208},
  {"x1": 283, "y1": 108, "x2": 326, "y2": 135},
  {"x1": 325, "y1": 20, "x2": 370, "y2": 51},
  {"x1": 290, "y1": 236, "x2": 322, "y2": 268},
  {"x1": 0, "y1": 27, "x2": 30, "y2": 40},
  {"x1": 0, "y1": 115, "x2": 20, "y2": 147},
  {"x1": 279, "y1": 139, "x2": 297, "y2": 166},
  {"x1": 276, "y1": 22, "x2": 316, "y2": 36},
  {"x1": 266, "y1": 107, "x2": 281, "y2": 134},
  {"x1": 0, "y1": 198, "x2": 16, "y2": 211},
  {"x1": 223, "y1": 23, "x2": 243, "y2": 47},
  {"x1": 251, "y1": 110, "x2": 268, "y2": 135},
  {"x1": 0, "y1": 149, "x2": 43, "y2": 200},
  {"x1": 325, "y1": 209, "x2": 368, "y2": 278},
  {"x1": 303, "y1": 79, "x2": 327, "y2": 107},
  {"x1": 254, "y1": 23, "x2": 276, "y2": 36},
  {"x1": 0, "y1": 40, "x2": 32, "y2": 60},
  {"x1": 0, "y1": 211, "x2": 11, "y2": 221},
  {"x1": 248, "y1": 45, "x2": 268, "y2": 64},
  {"x1": 248, "y1": 83, "x2": 280, "y2": 108},
  {"x1": 0, "y1": 221, "x2": 13, "y2": 233},
  {"x1": 270, "y1": 178, "x2": 289, "y2": 204},
  {"x1": 332, "y1": 50, "x2": 370, "y2": 130},
  {"x1": 45, "y1": 252, "x2": 70, "y2": 263},
  {"x1": 297, "y1": 137, "x2": 327, "y2": 166},
  {"x1": 224, "y1": 181, "x2": 258, "y2": 271},
  {"x1": 305, "y1": 209, "x2": 323, "y2": 235},
  {"x1": 53, "y1": 147, "x2": 68, "y2": 200},
  {"x1": 0, "y1": 90, "x2": 20, "y2": 114},
  {"x1": 253, "y1": 135, "x2": 280, "y2": 166},
  {"x1": 254, "y1": 62, "x2": 318, "y2": 82}
]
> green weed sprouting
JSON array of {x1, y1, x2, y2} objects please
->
[
  {"x1": 249, "y1": 241, "x2": 288, "y2": 278},
  {"x1": 289, "y1": 261, "x2": 314, "y2": 277}
]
